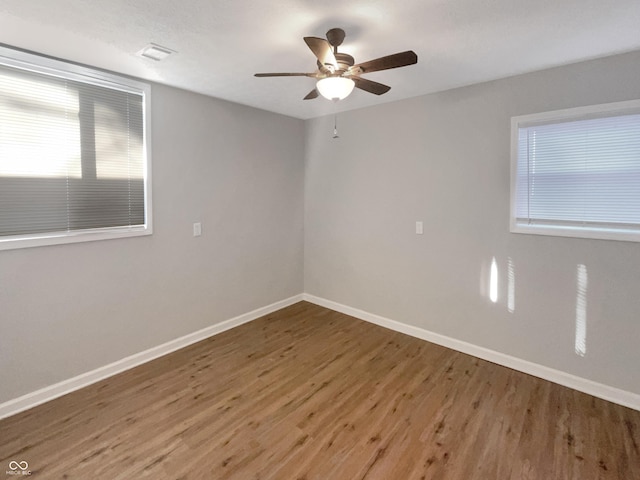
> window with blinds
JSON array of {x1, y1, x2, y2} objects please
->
[
  {"x1": 510, "y1": 100, "x2": 640, "y2": 242},
  {"x1": 0, "y1": 46, "x2": 151, "y2": 250}
]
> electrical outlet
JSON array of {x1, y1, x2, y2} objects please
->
[
  {"x1": 416, "y1": 221, "x2": 423, "y2": 235},
  {"x1": 193, "y1": 222, "x2": 202, "y2": 237}
]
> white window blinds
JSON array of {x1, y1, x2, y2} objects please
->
[
  {"x1": 0, "y1": 47, "x2": 151, "y2": 249},
  {"x1": 511, "y1": 101, "x2": 640, "y2": 241}
]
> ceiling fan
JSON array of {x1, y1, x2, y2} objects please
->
[{"x1": 255, "y1": 28, "x2": 418, "y2": 101}]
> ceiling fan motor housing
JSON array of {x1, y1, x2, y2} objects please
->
[
  {"x1": 335, "y1": 53, "x2": 354, "y2": 73},
  {"x1": 317, "y1": 53, "x2": 354, "y2": 76}
]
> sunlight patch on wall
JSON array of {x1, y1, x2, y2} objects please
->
[
  {"x1": 575, "y1": 264, "x2": 588, "y2": 357},
  {"x1": 507, "y1": 257, "x2": 515, "y2": 313},
  {"x1": 490, "y1": 257, "x2": 498, "y2": 303}
]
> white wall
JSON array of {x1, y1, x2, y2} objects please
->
[
  {"x1": 0, "y1": 84, "x2": 305, "y2": 404},
  {"x1": 305, "y1": 50, "x2": 640, "y2": 396}
]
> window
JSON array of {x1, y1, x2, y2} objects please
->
[
  {"x1": 0, "y1": 46, "x2": 151, "y2": 250},
  {"x1": 511, "y1": 100, "x2": 640, "y2": 242}
]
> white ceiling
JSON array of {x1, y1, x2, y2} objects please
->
[{"x1": 1, "y1": 0, "x2": 639, "y2": 119}]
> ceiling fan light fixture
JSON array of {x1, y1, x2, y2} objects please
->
[{"x1": 316, "y1": 77, "x2": 355, "y2": 101}]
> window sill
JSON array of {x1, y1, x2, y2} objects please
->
[
  {"x1": 510, "y1": 222, "x2": 640, "y2": 243},
  {"x1": 0, "y1": 226, "x2": 152, "y2": 251}
]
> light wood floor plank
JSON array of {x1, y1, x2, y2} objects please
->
[{"x1": 1, "y1": 301, "x2": 639, "y2": 479}]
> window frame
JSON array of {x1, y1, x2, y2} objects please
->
[
  {"x1": 0, "y1": 46, "x2": 152, "y2": 251},
  {"x1": 510, "y1": 99, "x2": 640, "y2": 242}
]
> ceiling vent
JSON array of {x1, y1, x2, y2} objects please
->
[{"x1": 137, "y1": 43, "x2": 175, "y2": 61}]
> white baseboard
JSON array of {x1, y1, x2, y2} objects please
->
[
  {"x1": 0, "y1": 294, "x2": 304, "y2": 420},
  {"x1": 4, "y1": 292, "x2": 637, "y2": 420},
  {"x1": 302, "y1": 294, "x2": 640, "y2": 412}
]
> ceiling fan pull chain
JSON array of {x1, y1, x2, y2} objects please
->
[{"x1": 333, "y1": 113, "x2": 339, "y2": 139}]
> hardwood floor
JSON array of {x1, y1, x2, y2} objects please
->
[{"x1": 1, "y1": 301, "x2": 639, "y2": 479}]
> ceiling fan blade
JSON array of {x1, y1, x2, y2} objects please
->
[
  {"x1": 303, "y1": 37, "x2": 338, "y2": 69},
  {"x1": 352, "y1": 76, "x2": 391, "y2": 95},
  {"x1": 350, "y1": 51, "x2": 418, "y2": 74},
  {"x1": 303, "y1": 89, "x2": 319, "y2": 100},
  {"x1": 254, "y1": 72, "x2": 316, "y2": 77}
]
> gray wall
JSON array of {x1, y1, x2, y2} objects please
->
[
  {"x1": 0, "y1": 84, "x2": 305, "y2": 403},
  {"x1": 305, "y1": 50, "x2": 640, "y2": 395},
  {"x1": 3, "y1": 49, "x2": 639, "y2": 406}
]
